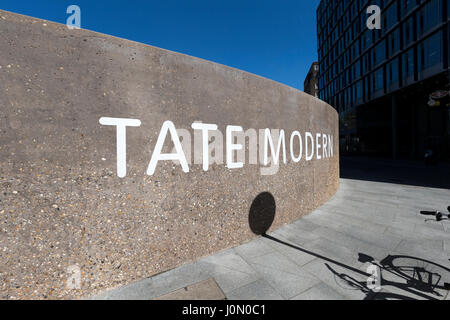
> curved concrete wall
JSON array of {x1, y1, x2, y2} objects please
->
[{"x1": 0, "y1": 10, "x2": 338, "y2": 299}]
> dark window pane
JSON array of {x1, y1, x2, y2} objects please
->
[
  {"x1": 388, "y1": 28, "x2": 401, "y2": 55},
  {"x1": 402, "y1": 47, "x2": 415, "y2": 78},
  {"x1": 372, "y1": 67, "x2": 384, "y2": 91},
  {"x1": 418, "y1": 31, "x2": 442, "y2": 71},
  {"x1": 403, "y1": 16, "x2": 415, "y2": 46},
  {"x1": 384, "y1": 2, "x2": 398, "y2": 30},
  {"x1": 401, "y1": 0, "x2": 417, "y2": 17},
  {"x1": 387, "y1": 58, "x2": 399, "y2": 88},
  {"x1": 417, "y1": 0, "x2": 441, "y2": 38},
  {"x1": 373, "y1": 41, "x2": 386, "y2": 66}
]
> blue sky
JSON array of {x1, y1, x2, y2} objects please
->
[{"x1": 1, "y1": 0, "x2": 320, "y2": 91}]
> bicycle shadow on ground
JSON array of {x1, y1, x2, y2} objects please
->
[
  {"x1": 325, "y1": 253, "x2": 450, "y2": 300},
  {"x1": 248, "y1": 192, "x2": 450, "y2": 300},
  {"x1": 264, "y1": 234, "x2": 450, "y2": 300}
]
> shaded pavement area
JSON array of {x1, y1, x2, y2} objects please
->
[{"x1": 340, "y1": 156, "x2": 450, "y2": 189}]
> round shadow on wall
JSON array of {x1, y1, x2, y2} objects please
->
[{"x1": 248, "y1": 192, "x2": 276, "y2": 235}]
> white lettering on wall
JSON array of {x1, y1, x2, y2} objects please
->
[
  {"x1": 305, "y1": 132, "x2": 314, "y2": 161},
  {"x1": 98, "y1": 117, "x2": 141, "y2": 178},
  {"x1": 226, "y1": 126, "x2": 244, "y2": 169},
  {"x1": 264, "y1": 129, "x2": 286, "y2": 166},
  {"x1": 147, "y1": 120, "x2": 189, "y2": 175},
  {"x1": 290, "y1": 131, "x2": 303, "y2": 163},
  {"x1": 316, "y1": 133, "x2": 322, "y2": 160},
  {"x1": 322, "y1": 134, "x2": 328, "y2": 158},
  {"x1": 99, "y1": 118, "x2": 335, "y2": 177},
  {"x1": 191, "y1": 123, "x2": 218, "y2": 171}
]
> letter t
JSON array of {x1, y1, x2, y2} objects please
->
[{"x1": 99, "y1": 117, "x2": 141, "y2": 178}]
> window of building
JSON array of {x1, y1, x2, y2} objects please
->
[
  {"x1": 401, "y1": 0, "x2": 418, "y2": 17},
  {"x1": 387, "y1": 58, "x2": 399, "y2": 88},
  {"x1": 352, "y1": 59, "x2": 361, "y2": 80},
  {"x1": 361, "y1": 29, "x2": 372, "y2": 52},
  {"x1": 364, "y1": 76, "x2": 370, "y2": 98},
  {"x1": 418, "y1": 31, "x2": 442, "y2": 71},
  {"x1": 360, "y1": 11, "x2": 366, "y2": 34},
  {"x1": 402, "y1": 47, "x2": 415, "y2": 78},
  {"x1": 448, "y1": 0, "x2": 450, "y2": 20},
  {"x1": 417, "y1": 0, "x2": 441, "y2": 38},
  {"x1": 373, "y1": 41, "x2": 386, "y2": 67},
  {"x1": 363, "y1": 52, "x2": 371, "y2": 74},
  {"x1": 353, "y1": 39, "x2": 360, "y2": 59},
  {"x1": 372, "y1": 0, "x2": 383, "y2": 11},
  {"x1": 372, "y1": 67, "x2": 384, "y2": 92},
  {"x1": 353, "y1": 15, "x2": 361, "y2": 37},
  {"x1": 355, "y1": 80, "x2": 363, "y2": 101},
  {"x1": 403, "y1": 16, "x2": 415, "y2": 47},
  {"x1": 384, "y1": 2, "x2": 398, "y2": 31},
  {"x1": 344, "y1": 89, "x2": 348, "y2": 110},
  {"x1": 388, "y1": 28, "x2": 401, "y2": 56},
  {"x1": 351, "y1": 84, "x2": 356, "y2": 104},
  {"x1": 347, "y1": 87, "x2": 352, "y2": 108}
]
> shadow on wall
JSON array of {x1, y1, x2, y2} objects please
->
[
  {"x1": 248, "y1": 192, "x2": 276, "y2": 236},
  {"x1": 248, "y1": 192, "x2": 450, "y2": 300}
]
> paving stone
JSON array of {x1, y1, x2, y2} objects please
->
[
  {"x1": 291, "y1": 218, "x2": 322, "y2": 233},
  {"x1": 305, "y1": 209, "x2": 388, "y2": 235},
  {"x1": 290, "y1": 282, "x2": 347, "y2": 300},
  {"x1": 412, "y1": 223, "x2": 449, "y2": 238},
  {"x1": 196, "y1": 261, "x2": 260, "y2": 294},
  {"x1": 233, "y1": 238, "x2": 275, "y2": 259},
  {"x1": 226, "y1": 279, "x2": 283, "y2": 300},
  {"x1": 298, "y1": 259, "x2": 369, "y2": 300},
  {"x1": 249, "y1": 263, "x2": 320, "y2": 299},
  {"x1": 329, "y1": 223, "x2": 403, "y2": 251},
  {"x1": 444, "y1": 240, "x2": 450, "y2": 253},
  {"x1": 271, "y1": 224, "x2": 320, "y2": 246},
  {"x1": 154, "y1": 278, "x2": 226, "y2": 300},
  {"x1": 200, "y1": 248, "x2": 255, "y2": 275},
  {"x1": 264, "y1": 238, "x2": 318, "y2": 267},
  {"x1": 311, "y1": 226, "x2": 397, "y2": 257},
  {"x1": 303, "y1": 238, "x2": 362, "y2": 266},
  {"x1": 394, "y1": 240, "x2": 449, "y2": 264},
  {"x1": 245, "y1": 251, "x2": 312, "y2": 276}
]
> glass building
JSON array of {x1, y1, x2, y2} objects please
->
[
  {"x1": 304, "y1": 62, "x2": 320, "y2": 97},
  {"x1": 317, "y1": 0, "x2": 450, "y2": 160}
]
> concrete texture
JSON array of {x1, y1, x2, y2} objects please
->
[
  {"x1": 0, "y1": 10, "x2": 338, "y2": 299},
  {"x1": 93, "y1": 177, "x2": 450, "y2": 300}
]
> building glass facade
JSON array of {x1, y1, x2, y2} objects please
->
[{"x1": 317, "y1": 0, "x2": 450, "y2": 160}]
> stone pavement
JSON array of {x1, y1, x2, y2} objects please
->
[{"x1": 92, "y1": 177, "x2": 450, "y2": 300}]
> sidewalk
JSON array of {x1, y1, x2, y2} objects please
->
[{"x1": 92, "y1": 177, "x2": 450, "y2": 300}]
